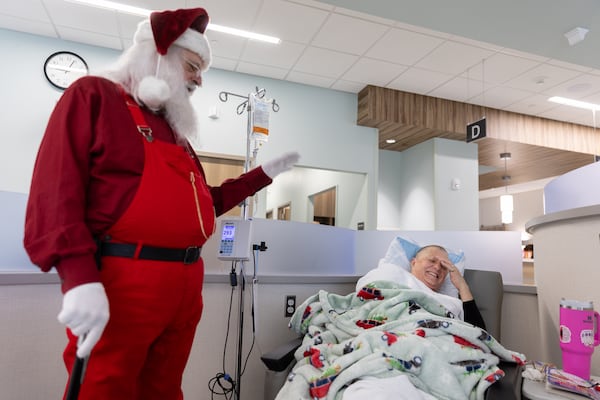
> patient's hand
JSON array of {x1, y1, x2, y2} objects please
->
[{"x1": 440, "y1": 260, "x2": 473, "y2": 302}]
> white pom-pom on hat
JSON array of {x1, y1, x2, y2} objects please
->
[{"x1": 137, "y1": 75, "x2": 171, "y2": 111}]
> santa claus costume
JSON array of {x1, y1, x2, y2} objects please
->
[{"x1": 24, "y1": 8, "x2": 297, "y2": 400}]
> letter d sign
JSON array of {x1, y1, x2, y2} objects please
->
[{"x1": 466, "y1": 118, "x2": 486, "y2": 143}]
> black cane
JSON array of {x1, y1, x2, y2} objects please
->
[
  {"x1": 65, "y1": 335, "x2": 89, "y2": 400},
  {"x1": 65, "y1": 356, "x2": 87, "y2": 400}
]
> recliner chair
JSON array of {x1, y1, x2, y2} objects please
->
[{"x1": 261, "y1": 269, "x2": 524, "y2": 400}]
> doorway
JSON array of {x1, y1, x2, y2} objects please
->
[
  {"x1": 310, "y1": 187, "x2": 336, "y2": 226},
  {"x1": 198, "y1": 154, "x2": 245, "y2": 217},
  {"x1": 277, "y1": 203, "x2": 291, "y2": 221}
]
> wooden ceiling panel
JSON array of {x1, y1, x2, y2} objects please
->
[
  {"x1": 358, "y1": 85, "x2": 597, "y2": 191},
  {"x1": 477, "y1": 138, "x2": 594, "y2": 190}
]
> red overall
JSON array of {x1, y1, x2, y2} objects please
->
[{"x1": 62, "y1": 92, "x2": 215, "y2": 400}]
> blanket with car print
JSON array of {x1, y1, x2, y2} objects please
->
[{"x1": 275, "y1": 280, "x2": 526, "y2": 400}]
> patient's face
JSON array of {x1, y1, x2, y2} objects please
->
[{"x1": 410, "y1": 246, "x2": 450, "y2": 292}]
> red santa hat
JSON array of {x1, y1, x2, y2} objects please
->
[{"x1": 133, "y1": 8, "x2": 212, "y2": 109}]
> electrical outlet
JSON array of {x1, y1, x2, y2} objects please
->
[{"x1": 285, "y1": 295, "x2": 296, "y2": 317}]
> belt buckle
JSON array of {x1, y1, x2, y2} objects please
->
[{"x1": 183, "y1": 246, "x2": 200, "y2": 264}]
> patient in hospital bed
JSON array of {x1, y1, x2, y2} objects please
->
[
  {"x1": 358, "y1": 244, "x2": 486, "y2": 330},
  {"x1": 274, "y1": 237, "x2": 526, "y2": 400}
]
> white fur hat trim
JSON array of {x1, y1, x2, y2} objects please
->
[{"x1": 134, "y1": 20, "x2": 212, "y2": 71}]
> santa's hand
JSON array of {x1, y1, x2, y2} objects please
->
[
  {"x1": 57, "y1": 282, "x2": 110, "y2": 358},
  {"x1": 261, "y1": 152, "x2": 300, "y2": 179}
]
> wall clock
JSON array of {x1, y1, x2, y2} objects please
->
[{"x1": 43, "y1": 51, "x2": 89, "y2": 90}]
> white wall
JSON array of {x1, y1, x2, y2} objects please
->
[
  {"x1": 377, "y1": 149, "x2": 408, "y2": 228},
  {"x1": 378, "y1": 144, "x2": 435, "y2": 229},
  {"x1": 203, "y1": 220, "x2": 357, "y2": 276},
  {"x1": 544, "y1": 161, "x2": 600, "y2": 214},
  {"x1": 433, "y1": 138, "x2": 479, "y2": 230},
  {"x1": 200, "y1": 220, "x2": 523, "y2": 284},
  {"x1": 0, "y1": 191, "x2": 34, "y2": 270},
  {"x1": 353, "y1": 229, "x2": 523, "y2": 284},
  {"x1": 0, "y1": 31, "x2": 118, "y2": 194},
  {"x1": 378, "y1": 138, "x2": 479, "y2": 230}
]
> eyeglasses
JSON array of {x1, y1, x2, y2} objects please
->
[{"x1": 183, "y1": 58, "x2": 202, "y2": 78}]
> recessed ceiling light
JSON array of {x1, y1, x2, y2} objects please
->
[
  {"x1": 207, "y1": 24, "x2": 280, "y2": 44},
  {"x1": 66, "y1": 0, "x2": 148, "y2": 15},
  {"x1": 386, "y1": 139, "x2": 396, "y2": 144},
  {"x1": 548, "y1": 96, "x2": 600, "y2": 111},
  {"x1": 65, "y1": 0, "x2": 281, "y2": 44}
]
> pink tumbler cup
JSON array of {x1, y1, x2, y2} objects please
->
[{"x1": 559, "y1": 299, "x2": 600, "y2": 380}]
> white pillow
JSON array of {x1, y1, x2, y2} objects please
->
[{"x1": 381, "y1": 236, "x2": 466, "y2": 298}]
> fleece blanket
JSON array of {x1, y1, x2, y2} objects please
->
[{"x1": 275, "y1": 281, "x2": 526, "y2": 400}]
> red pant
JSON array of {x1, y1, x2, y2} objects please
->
[{"x1": 63, "y1": 256, "x2": 204, "y2": 399}]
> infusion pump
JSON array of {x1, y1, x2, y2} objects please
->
[{"x1": 217, "y1": 219, "x2": 252, "y2": 261}]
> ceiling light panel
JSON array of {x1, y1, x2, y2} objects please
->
[
  {"x1": 548, "y1": 96, "x2": 600, "y2": 111},
  {"x1": 65, "y1": 0, "x2": 280, "y2": 43}
]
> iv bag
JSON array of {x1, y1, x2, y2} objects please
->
[{"x1": 250, "y1": 93, "x2": 270, "y2": 142}]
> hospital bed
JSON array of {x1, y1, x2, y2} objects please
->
[{"x1": 261, "y1": 268, "x2": 524, "y2": 400}]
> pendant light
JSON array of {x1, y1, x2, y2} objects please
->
[{"x1": 499, "y1": 152, "x2": 513, "y2": 224}]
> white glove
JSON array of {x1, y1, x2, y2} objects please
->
[
  {"x1": 261, "y1": 151, "x2": 300, "y2": 179},
  {"x1": 57, "y1": 282, "x2": 110, "y2": 358}
]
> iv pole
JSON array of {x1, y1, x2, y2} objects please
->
[{"x1": 218, "y1": 87, "x2": 279, "y2": 400}]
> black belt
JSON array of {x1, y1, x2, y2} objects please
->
[{"x1": 99, "y1": 242, "x2": 202, "y2": 264}]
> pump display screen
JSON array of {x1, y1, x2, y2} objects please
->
[
  {"x1": 222, "y1": 223, "x2": 235, "y2": 240},
  {"x1": 218, "y1": 220, "x2": 251, "y2": 261}
]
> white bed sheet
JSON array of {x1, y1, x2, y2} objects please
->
[{"x1": 342, "y1": 375, "x2": 438, "y2": 400}]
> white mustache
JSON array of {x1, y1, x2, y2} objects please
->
[{"x1": 186, "y1": 81, "x2": 198, "y2": 94}]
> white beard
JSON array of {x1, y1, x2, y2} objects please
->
[
  {"x1": 162, "y1": 82, "x2": 199, "y2": 145},
  {"x1": 102, "y1": 43, "x2": 199, "y2": 144}
]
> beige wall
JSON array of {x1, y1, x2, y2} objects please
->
[
  {"x1": 530, "y1": 210, "x2": 600, "y2": 375},
  {"x1": 0, "y1": 284, "x2": 65, "y2": 399},
  {"x1": 0, "y1": 279, "x2": 356, "y2": 399},
  {"x1": 185, "y1": 280, "x2": 356, "y2": 399},
  {"x1": 502, "y1": 290, "x2": 543, "y2": 362},
  {"x1": 1, "y1": 278, "x2": 540, "y2": 399}
]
